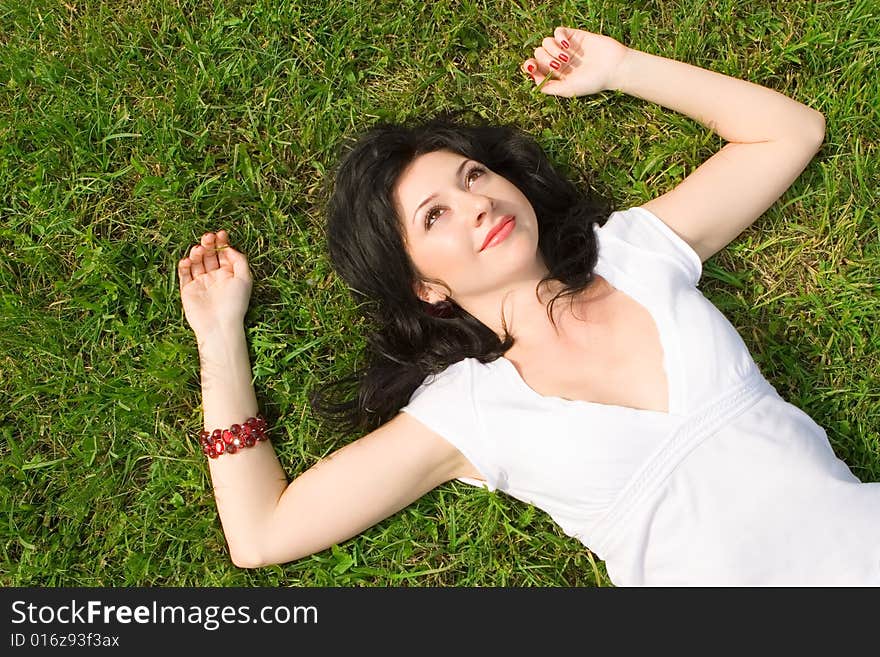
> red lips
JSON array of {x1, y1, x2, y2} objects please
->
[{"x1": 481, "y1": 216, "x2": 514, "y2": 251}]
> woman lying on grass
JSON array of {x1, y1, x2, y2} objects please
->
[{"x1": 177, "y1": 27, "x2": 880, "y2": 586}]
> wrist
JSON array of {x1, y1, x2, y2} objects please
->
[
  {"x1": 196, "y1": 325, "x2": 251, "y2": 377},
  {"x1": 197, "y1": 324, "x2": 259, "y2": 424},
  {"x1": 607, "y1": 46, "x2": 640, "y2": 93},
  {"x1": 196, "y1": 324, "x2": 247, "y2": 352}
]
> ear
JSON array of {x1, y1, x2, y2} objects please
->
[{"x1": 413, "y1": 280, "x2": 446, "y2": 305}]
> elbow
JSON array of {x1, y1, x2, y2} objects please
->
[
  {"x1": 228, "y1": 542, "x2": 269, "y2": 569},
  {"x1": 230, "y1": 541, "x2": 294, "y2": 569},
  {"x1": 231, "y1": 542, "x2": 309, "y2": 569},
  {"x1": 230, "y1": 552, "x2": 266, "y2": 569},
  {"x1": 231, "y1": 556, "x2": 265, "y2": 569},
  {"x1": 804, "y1": 109, "x2": 826, "y2": 150}
]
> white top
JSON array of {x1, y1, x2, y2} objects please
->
[{"x1": 400, "y1": 206, "x2": 880, "y2": 586}]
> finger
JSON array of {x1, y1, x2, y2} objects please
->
[
  {"x1": 200, "y1": 232, "x2": 220, "y2": 272},
  {"x1": 528, "y1": 56, "x2": 573, "y2": 97},
  {"x1": 224, "y1": 245, "x2": 253, "y2": 283},
  {"x1": 535, "y1": 75, "x2": 569, "y2": 97},
  {"x1": 523, "y1": 54, "x2": 553, "y2": 88},
  {"x1": 178, "y1": 257, "x2": 193, "y2": 288},
  {"x1": 521, "y1": 58, "x2": 539, "y2": 79},
  {"x1": 215, "y1": 229, "x2": 232, "y2": 269},
  {"x1": 553, "y1": 26, "x2": 573, "y2": 51},
  {"x1": 189, "y1": 244, "x2": 206, "y2": 277},
  {"x1": 534, "y1": 48, "x2": 565, "y2": 76},
  {"x1": 522, "y1": 58, "x2": 550, "y2": 86},
  {"x1": 541, "y1": 36, "x2": 568, "y2": 66},
  {"x1": 531, "y1": 67, "x2": 552, "y2": 89}
]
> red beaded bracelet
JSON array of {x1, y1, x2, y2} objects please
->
[{"x1": 198, "y1": 415, "x2": 268, "y2": 458}]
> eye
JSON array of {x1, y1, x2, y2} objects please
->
[
  {"x1": 466, "y1": 165, "x2": 485, "y2": 188},
  {"x1": 424, "y1": 205, "x2": 445, "y2": 230},
  {"x1": 423, "y1": 165, "x2": 486, "y2": 230}
]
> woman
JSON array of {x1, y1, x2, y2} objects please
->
[{"x1": 177, "y1": 27, "x2": 880, "y2": 585}]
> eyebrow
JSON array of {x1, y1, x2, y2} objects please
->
[{"x1": 412, "y1": 159, "x2": 471, "y2": 226}]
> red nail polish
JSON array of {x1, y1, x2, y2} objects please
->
[
  {"x1": 561, "y1": 39, "x2": 570, "y2": 49},
  {"x1": 549, "y1": 60, "x2": 560, "y2": 70},
  {"x1": 558, "y1": 53, "x2": 569, "y2": 63},
  {"x1": 527, "y1": 63, "x2": 535, "y2": 73}
]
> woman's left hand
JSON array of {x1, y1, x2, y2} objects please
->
[
  {"x1": 522, "y1": 27, "x2": 630, "y2": 97},
  {"x1": 178, "y1": 230, "x2": 253, "y2": 342}
]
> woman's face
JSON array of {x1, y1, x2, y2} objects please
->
[{"x1": 395, "y1": 149, "x2": 542, "y2": 305}]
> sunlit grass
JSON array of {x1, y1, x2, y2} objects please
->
[{"x1": 1, "y1": 0, "x2": 877, "y2": 586}]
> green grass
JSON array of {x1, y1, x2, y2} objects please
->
[{"x1": 1, "y1": 0, "x2": 878, "y2": 586}]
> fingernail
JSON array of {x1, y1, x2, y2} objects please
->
[
  {"x1": 561, "y1": 39, "x2": 570, "y2": 49},
  {"x1": 558, "y1": 53, "x2": 569, "y2": 63},
  {"x1": 549, "y1": 60, "x2": 560, "y2": 70},
  {"x1": 526, "y1": 63, "x2": 535, "y2": 73}
]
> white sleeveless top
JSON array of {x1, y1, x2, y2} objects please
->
[{"x1": 399, "y1": 206, "x2": 880, "y2": 586}]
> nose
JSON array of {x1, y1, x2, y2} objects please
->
[{"x1": 466, "y1": 191, "x2": 493, "y2": 224}]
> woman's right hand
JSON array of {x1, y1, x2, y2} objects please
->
[
  {"x1": 521, "y1": 27, "x2": 630, "y2": 98},
  {"x1": 177, "y1": 230, "x2": 253, "y2": 342}
]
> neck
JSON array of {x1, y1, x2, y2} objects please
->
[
  {"x1": 460, "y1": 277, "x2": 571, "y2": 348},
  {"x1": 463, "y1": 275, "x2": 597, "y2": 352}
]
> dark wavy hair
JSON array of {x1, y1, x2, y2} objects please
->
[{"x1": 308, "y1": 114, "x2": 612, "y2": 436}]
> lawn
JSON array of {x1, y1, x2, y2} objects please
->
[{"x1": 1, "y1": 0, "x2": 878, "y2": 586}]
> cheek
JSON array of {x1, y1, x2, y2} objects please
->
[
  {"x1": 413, "y1": 236, "x2": 473, "y2": 273},
  {"x1": 513, "y1": 187, "x2": 535, "y2": 213}
]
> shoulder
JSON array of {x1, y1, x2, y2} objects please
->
[
  {"x1": 595, "y1": 206, "x2": 703, "y2": 286},
  {"x1": 410, "y1": 357, "x2": 478, "y2": 396},
  {"x1": 403, "y1": 359, "x2": 481, "y2": 422},
  {"x1": 399, "y1": 357, "x2": 503, "y2": 492}
]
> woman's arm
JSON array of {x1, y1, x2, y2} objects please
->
[
  {"x1": 524, "y1": 28, "x2": 825, "y2": 262},
  {"x1": 180, "y1": 231, "x2": 467, "y2": 568},
  {"x1": 197, "y1": 328, "x2": 463, "y2": 568},
  {"x1": 613, "y1": 48, "x2": 825, "y2": 262},
  {"x1": 179, "y1": 231, "x2": 288, "y2": 566},
  {"x1": 197, "y1": 326, "x2": 288, "y2": 567}
]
